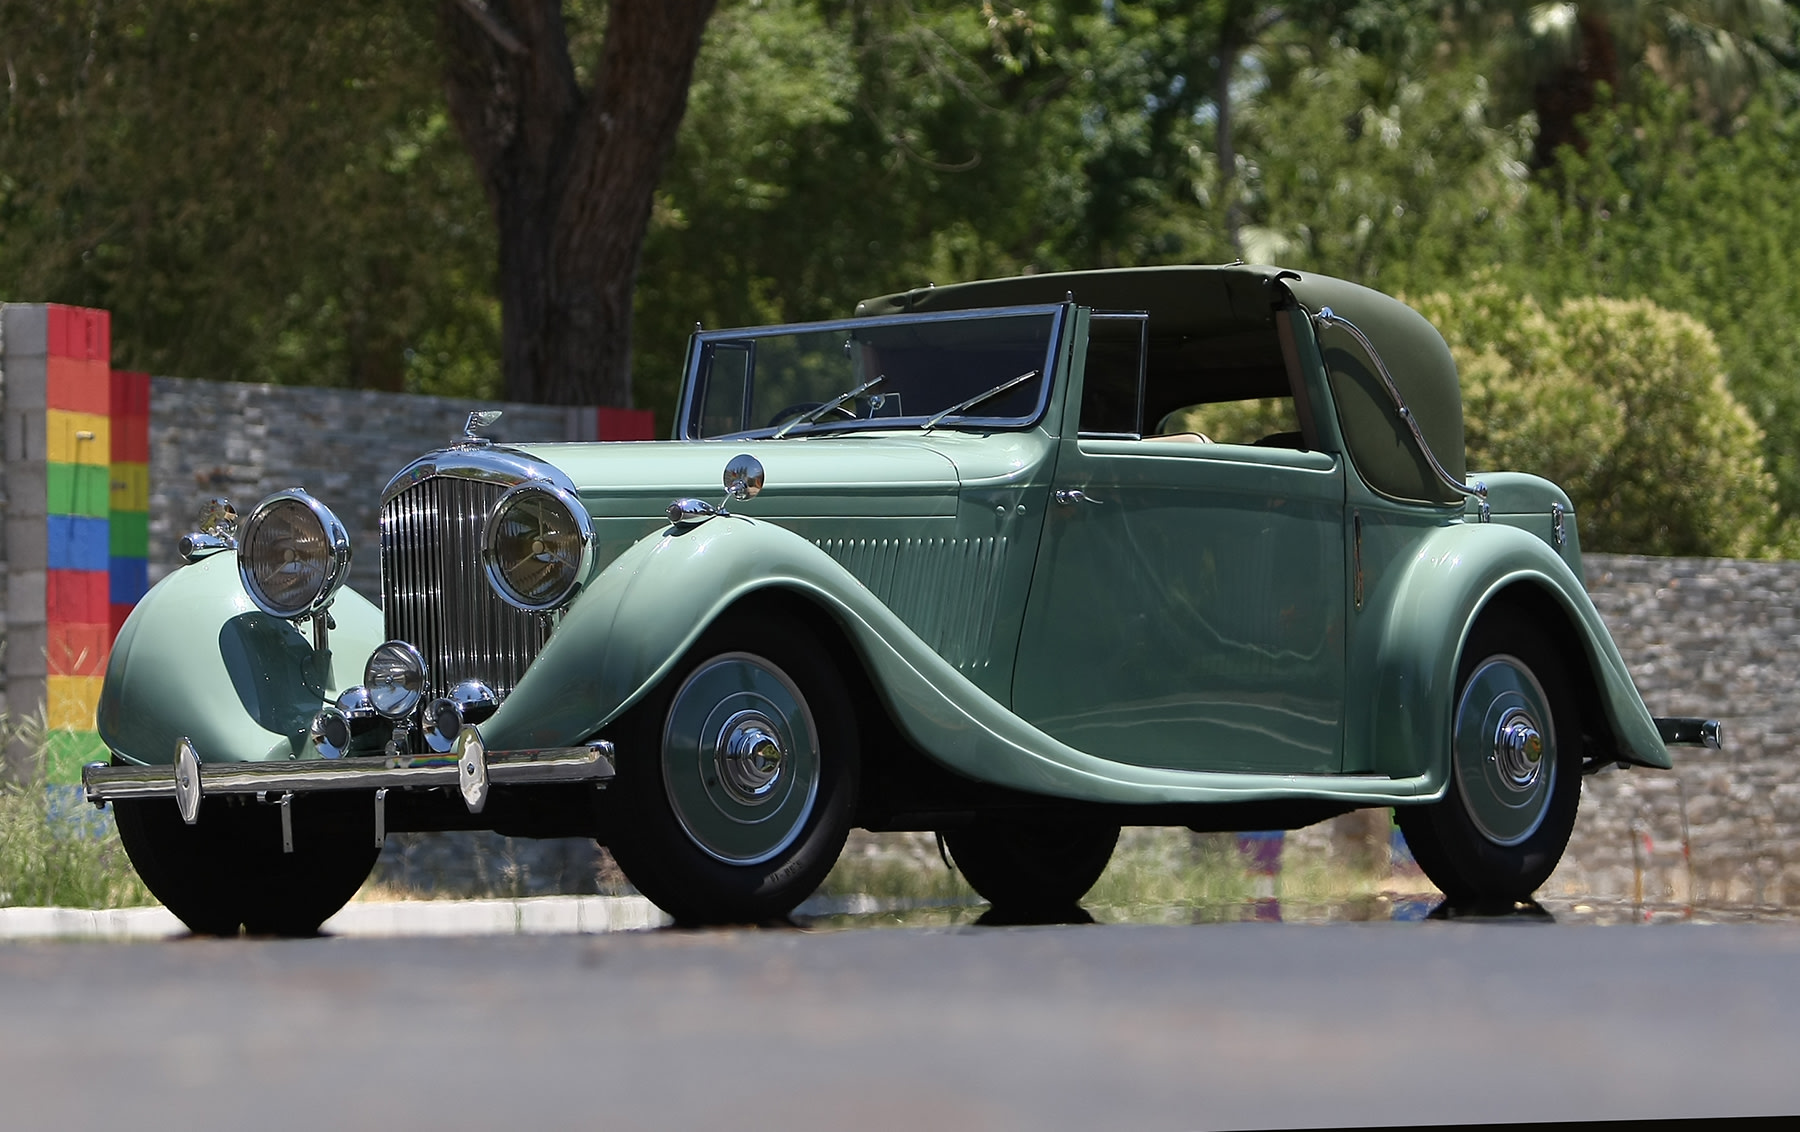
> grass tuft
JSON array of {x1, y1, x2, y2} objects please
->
[{"x1": 0, "y1": 720, "x2": 153, "y2": 910}]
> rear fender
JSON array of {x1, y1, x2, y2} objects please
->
[{"x1": 1352, "y1": 522, "x2": 1669, "y2": 781}]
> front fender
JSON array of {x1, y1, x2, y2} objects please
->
[
  {"x1": 96, "y1": 553, "x2": 385, "y2": 765},
  {"x1": 484, "y1": 517, "x2": 1445, "y2": 806},
  {"x1": 1352, "y1": 522, "x2": 1669, "y2": 781}
]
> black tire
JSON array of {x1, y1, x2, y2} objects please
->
[
  {"x1": 115, "y1": 792, "x2": 381, "y2": 937},
  {"x1": 943, "y1": 817, "x2": 1120, "y2": 913},
  {"x1": 1396, "y1": 617, "x2": 1583, "y2": 902},
  {"x1": 602, "y1": 610, "x2": 860, "y2": 925}
]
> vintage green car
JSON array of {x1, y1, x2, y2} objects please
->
[{"x1": 88, "y1": 264, "x2": 1718, "y2": 932}]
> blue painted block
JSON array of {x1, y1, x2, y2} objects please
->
[
  {"x1": 109, "y1": 557, "x2": 148, "y2": 604},
  {"x1": 47, "y1": 515, "x2": 109, "y2": 571}
]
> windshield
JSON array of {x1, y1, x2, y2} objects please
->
[{"x1": 679, "y1": 305, "x2": 1064, "y2": 440}]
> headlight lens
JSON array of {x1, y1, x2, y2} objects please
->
[
  {"x1": 482, "y1": 482, "x2": 592, "y2": 611},
  {"x1": 238, "y1": 490, "x2": 350, "y2": 619},
  {"x1": 365, "y1": 641, "x2": 428, "y2": 720}
]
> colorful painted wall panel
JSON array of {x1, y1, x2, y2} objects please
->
[{"x1": 38, "y1": 306, "x2": 114, "y2": 784}]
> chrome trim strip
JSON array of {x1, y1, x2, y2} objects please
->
[
  {"x1": 1311, "y1": 306, "x2": 1488, "y2": 507},
  {"x1": 381, "y1": 445, "x2": 581, "y2": 509},
  {"x1": 85, "y1": 740, "x2": 615, "y2": 804}
]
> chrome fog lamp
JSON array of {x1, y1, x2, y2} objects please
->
[
  {"x1": 364, "y1": 641, "x2": 428, "y2": 720},
  {"x1": 482, "y1": 481, "x2": 592, "y2": 612},
  {"x1": 422, "y1": 697, "x2": 465, "y2": 754},
  {"x1": 310, "y1": 706, "x2": 353, "y2": 759},
  {"x1": 238, "y1": 489, "x2": 351, "y2": 619}
]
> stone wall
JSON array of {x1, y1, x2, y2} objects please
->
[
  {"x1": 1550, "y1": 554, "x2": 1800, "y2": 905},
  {"x1": 146, "y1": 377, "x2": 604, "y2": 596}
]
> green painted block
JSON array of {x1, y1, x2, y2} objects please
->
[
  {"x1": 109, "y1": 511, "x2": 149, "y2": 557},
  {"x1": 45, "y1": 729, "x2": 108, "y2": 785},
  {"x1": 46, "y1": 463, "x2": 109, "y2": 518}
]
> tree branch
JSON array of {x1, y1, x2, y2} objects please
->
[{"x1": 450, "y1": 0, "x2": 526, "y2": 57}]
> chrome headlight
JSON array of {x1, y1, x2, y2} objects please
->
[
  {"x1": 482, "y1": 481, "x2": 592, "y2": 612},
  {"x1": 238, "y1": 490, "x2": 351, "y2": 619}
]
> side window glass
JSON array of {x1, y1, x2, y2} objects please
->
[
  {"x1": 695, "y1": 341, "x2": 753, "y2": 437},
  {"x1": 1078, "y1": 313, "x2": 1148, "y2": 437},
  {"x1": 1140, "y1": 318, "x2": 1308, "y2": 450}
]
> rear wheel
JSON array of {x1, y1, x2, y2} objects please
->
[
  {"x1": 603, "y1": 611, "x2": 859, "y2": 925},
  {"x1": 1396, "y1": 618, "x2": 1582, "y2": 902},
  {"x1": 115, "y1": 792, "x2": 380, "y2": 936},
  {"x1": 943, "y1": 817, "x2": 1120, "y2": 913}
]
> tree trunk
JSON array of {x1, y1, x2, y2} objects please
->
[
  {"x1": 438, "y1": 0, "x2": 716, "y2": 406},
  {"x1": 1531, "y1": 12, "x2": 1620, "y2": 169}
]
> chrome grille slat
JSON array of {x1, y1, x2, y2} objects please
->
[{"x1": 381, "y1": 475, "x2": 549, "y2": 700}]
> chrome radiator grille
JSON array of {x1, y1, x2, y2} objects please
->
[{"x1": 380, "y1": 475, "x2": 549, "y2": 699}]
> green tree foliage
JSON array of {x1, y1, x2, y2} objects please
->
[
  {"x1": 1412, "y1": 285, "x2": 1783, "y2": 556},
  {"x1": 0, "y1": 0, "x2": 500, "y2": 395}
]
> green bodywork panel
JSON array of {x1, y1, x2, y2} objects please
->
[
  {"x1": 98, "y1": 263, "x2": 1674, "y2": 800},
  {"x1": 96, "y1": 553, "x2": 385, "y2": 766}
]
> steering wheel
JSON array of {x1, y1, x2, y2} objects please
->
[{"x1": 766, "y1": 402, "x2": 858, "y2": 430}]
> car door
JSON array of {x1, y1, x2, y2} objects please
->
[{"x1": 1013, "y1": 310, "x2": 1348, "y2": 774}]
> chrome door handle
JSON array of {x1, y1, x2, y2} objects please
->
[{"x1": 1054, "y1": 489, "x2": 1102, "y2": 506}]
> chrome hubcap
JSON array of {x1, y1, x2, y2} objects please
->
[
  {"x1": 1452, "y1": 655, "x2": 1557, "y2": 847},
  {"x1": 662, "y1": 652, "x2": 820, "y2": 865},
  {"x1": 1494, "y1": 710, "x2": 1544, "y2": 790},
  {"x1": 718, "y1": 713, "x2": 786, "y2": 803}
]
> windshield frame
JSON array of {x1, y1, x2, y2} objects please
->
[{"x1": 676, "y1": 303, "x2": 1070, "y2": 441}]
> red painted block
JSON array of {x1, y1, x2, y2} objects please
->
[
  {"x1": 111, "y1": 370, "x2": 151, "y2": 417},
  {"x1": 46, "y1": 305, "x2": 72, "y2": 358},
  {"x1": 48, "y1": 570, "x2": 110, "y2": 623},
  {"x1": 46, "y1": 356, "x2": 111, "y2": 414},
  {"x1": 110, "y1": 603, "x2": 135, "y2": 643},
  {"x1": 112, "y1": 414, "x2": 150, "y2": 463},
  {"x1": 48, "y1": 621, "x2": 110, "y2": 677},
  {"x1": 91, "y1": 308, "x2": 111, "y2": 361},
  {"x1": 598, "y1": 407, "x2": 656, "y2": 441},
  {"x1": 46, "y1": 305, "x2": 110, "y2": 361}
]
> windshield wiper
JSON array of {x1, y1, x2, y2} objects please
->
[
  {"x1": 771, "y1": 374, "x2": 886, "y2": 439},
  {"x1": 921, "y1": 369, "x2": 1039, "y2": 432}
]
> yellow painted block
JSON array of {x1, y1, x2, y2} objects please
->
[
  {"x1": 47, "y1": 410, "x2": 110, "y2": 467},
  {"x1": 110, "y1": 462, "x2": 150, "y2": 511},
  {"x1": 47, "y1": 674, "x2": 103, "y2": 730}
]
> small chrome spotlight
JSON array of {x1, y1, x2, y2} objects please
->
[
  {"x1": 336, "y1": 685, "x2": 379, "y2": 720},
  {"x1": 448, "y1": 679, "x2": 499, "y2": 724},
  {"x1": 365, "y1": 641, "x2": 428, "y2": 720}
]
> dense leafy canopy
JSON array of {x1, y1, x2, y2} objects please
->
[{"x1": 4, "y1": 0, "x2": 1800, "y2": 553}]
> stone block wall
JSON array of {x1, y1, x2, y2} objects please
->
[
  {"x1": 146, "y1": 377, "x2": 624, "y2": 597},
  {"x1": 1550, "y1": 554, "x2": 1800, "y2": 905}
]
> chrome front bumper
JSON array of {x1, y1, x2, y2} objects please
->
[{"x1": 84, "y1": 726, "x2": 615, "y2": 829}]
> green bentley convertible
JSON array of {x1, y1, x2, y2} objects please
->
[{"x1": 88, "y1": 264, "x2": 1719, "y2": 931}]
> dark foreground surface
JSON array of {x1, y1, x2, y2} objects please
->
[{"x1": 4, "y1": 918, "x2": 1795, "y2": 1130}]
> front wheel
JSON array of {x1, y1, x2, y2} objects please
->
[
  {"x1": 1396, "y1": 618, "x2": 1583, "y2": 902},
  {"x1": 115, "y1": 792, "x2": 380, "y2": 936},
  {"x1": 602, "y1": 611, "x2": 859, "y2": 925}
]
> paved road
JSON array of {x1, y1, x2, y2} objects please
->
[{"x1": 3, "y1": 918, "x2": 1795, "y2": 1130}]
